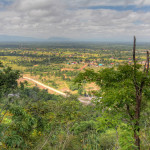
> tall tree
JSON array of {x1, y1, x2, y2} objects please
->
[
  {"x1": 132, "y1": 36, "x2": 149, "y2": 149},
  {"x1": 74, "y1": 37, "x2": 150, "y2": 149},
  {"x1": 0, "y1": 65, "x2": 20, "y2": 95},
  {"x1": 0, "y1": 63, "x2": 20, "y2": 123}
]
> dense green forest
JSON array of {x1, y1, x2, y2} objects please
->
[{"x1": 0, "y1": 40, "x2": 150, "y2": 150}]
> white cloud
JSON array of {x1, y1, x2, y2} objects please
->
[
  {"x1": 0, "y1": 0, "x2": 150, "y2": 41},
  {"x1": 142, "y1": 0, "x2": 150, "y2": 5},
  {"x1": 65, "y1": 0, "x2": 147, "y2": 7}
]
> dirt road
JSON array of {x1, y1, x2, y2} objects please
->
[
  {"x1": 23, "y1": 77, "x2": 67, "y2": 96},
  {"x1": 23, "y1": 77, "x2": 91, "y2": 104}
]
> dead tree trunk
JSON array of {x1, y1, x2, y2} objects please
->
[
  {"x1": 132, "y1": 36, "x2": 149, "y2": 150},
  {"x1": 134, "y1": 93, "x2": 142, "y2": 150}
]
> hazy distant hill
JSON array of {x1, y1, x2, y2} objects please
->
[
  {"x1": 48, "y1": 37, "x2": 72, "y2": 42},
  {"x1": 0, "y1": 35, "x2": 44, "y2": 42},
  {"x1": 0, "y1": 35, "x2": 73, "y2": 42}
]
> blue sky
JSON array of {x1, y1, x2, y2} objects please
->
[
  {"x1": 0, "y1": 0, "x2": 13, "y2": 10},
  {"x1": 0, "y1": 0, "x2": 13, "y2": 6},
  {"x1": 0, "y1": 0, "x2": 150, "y2": 42},
  {"x1": 86, "y1": 5, "x2": 150, "y2": 12}
]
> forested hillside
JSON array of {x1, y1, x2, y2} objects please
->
[{"x1": 0, "y1": 39, "x2": 150, "y2": 150}]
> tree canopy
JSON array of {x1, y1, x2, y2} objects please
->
[{"x1": 74, "y1": 37, "x2": 150, "y2": 149}]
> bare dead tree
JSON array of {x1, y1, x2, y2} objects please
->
[
  {"x1": 132, "y1": 36, "x2": 149, "y2": 150},
  {"x1": 133, "y1": 36, "x2": 136, "y2": 64}
]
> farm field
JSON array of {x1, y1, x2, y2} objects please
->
[{"x1": 0, "y1": 43, "x2": 148, "y2": 96}]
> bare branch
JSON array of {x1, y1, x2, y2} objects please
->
[
  {"x1": 143, "y1": 62, "x2": 146, "y2": 73},
  {"x1": 133, "y1": 36, "x2": 136, "y2": 64},
  {"x1": 146, "y1": 51, "x2": 149, "y2": 74},
  {"x1": 133, "y1": 36, "x2": 138, "y2": 88}
]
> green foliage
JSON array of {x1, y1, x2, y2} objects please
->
[
  {"x1": 72, "y1": 120, "x2": 97, "y2": 134},
  {"x1": 75, "y1": 64, "x2": 150, "y2": 111},
  {"x1": 98, "y1": 129, "x2": 116, "y2": 150},
  {"x1": 4, "y1": 134, "x2": 23, "y2": 149},
  {"x1": 0, "y1": 66, "x2": 20, "y2": 95},
  {"x1": 69, "y1": 82, "x2": 79, "y2": 91},
  {"x1": 1, "y1": 57, "x2": 150, "y2": 150},
  {"x1": 75, "y1": 63, "x2": 150, "y2": 149},
  {"x1": 118, "y1": 126, "x2": 136, "y2": 150}
]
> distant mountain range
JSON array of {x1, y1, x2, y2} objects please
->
[
  {"x1": 0, "y1": 35, "x2": 41, "y2": 42},
  {"x1": 0, "y1": 35, "x2": 144, "y2": 43},
  {"x1": 48, "y1": 37, "x2": 72, "y2": 42},
  {"x1": 0, "y1": 35, "x2": 73, "y2": 42}
]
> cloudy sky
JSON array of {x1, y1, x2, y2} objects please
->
[{"x1": 0, "y1": 0, "x2": 150, "y2": 41}]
